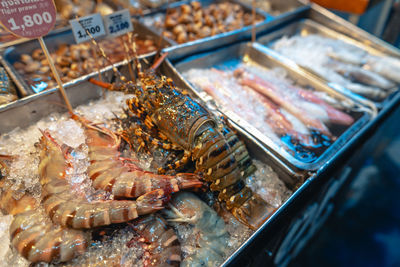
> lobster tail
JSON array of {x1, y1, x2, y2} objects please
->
[{"x1": 193, "y1": 124, "x2": 273, "y2": 229}]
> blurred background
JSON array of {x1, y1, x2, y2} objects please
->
[{"x1": 311, "y1": 0, "x2": 400, "y2": 47}]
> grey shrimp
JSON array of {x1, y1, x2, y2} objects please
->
[{"x1": 164, "y1": 192, "x2": 229, "y2": 267}]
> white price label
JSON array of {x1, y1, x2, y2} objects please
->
[
  {"x1": 104, "y1": 9, "x2": 133, "y2": 37},
  {"x1": 69, "y1": 13, "x2": 106, "y2": 43}
]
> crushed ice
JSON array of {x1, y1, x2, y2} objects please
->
[{"x1": 0, "y1": 91, "x2": 291, "y2": 266}]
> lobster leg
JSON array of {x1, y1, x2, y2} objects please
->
[
  {"x1": 125, "y1": 98, "x2": 170, "y2": 146},
  {"x1": 122, "y1": 117, "x2": 178, "y2": 153},
  {"x1": 126, "y1": 97, "x2": 151, "y2": 125},
  {"x1": 157, "y1": 150, "x2": 192, "y2": 174},
  {"x1": 135, "y1": 128, "x2": 181, "y2": 151},
  {"x1": 122, "y1": 123, "x2": 150, "y2": 152}
]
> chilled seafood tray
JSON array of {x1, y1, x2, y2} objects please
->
[
  {"x1": 0, "y1": 21, "x2": 170, "y2": 97},
  {"x1": 53, "y1": 0, "x2": 119, "y2": 26},
  {"x1": 256, "y1": 19, "x2": 400, "y2": 108},
  {"x1": 166, "y1": 41, "x2": 371, "y2": 171},
  {"x1": 238, "y1": 0, "x2": 306, "y2": 17},
  {"x1": 141, "y1": 0, "x2": 268, "y2": 46},
  {"x1": 0, "y1": 3, "x2": 399, "y2": 267},
  {"x1": 0, "y1": 55, "x2": 302, "y2": 266}
]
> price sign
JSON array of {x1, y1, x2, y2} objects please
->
[
  {"x1": 0, "y1": 0, "x2": 73, "y2": 113},
  {"x1": 0, "y1": 0, "x2": 56, "y2": 38},
  {"x1": 104, "y1": 9, "x2": 133, "y2": 38},
  {"x1": 69, "y1": 13, "x2": 106, "y2": 43}
]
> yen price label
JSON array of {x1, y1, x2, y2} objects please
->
[
  {"x1": 104, "y1": 9, "x2": 133, "y2": 38},
  {"x1": 0, "y1": 0, "x2": 57, "y2": 38},
  {"x1": 69, "y1": 13, "x2": 106, "y2": 44}
]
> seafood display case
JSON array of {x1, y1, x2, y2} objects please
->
[
  {"x1": 0, "y1": 56, "x2": 302, "y2": 265},
  {"x1": 0, "y1": 20, "x2": 170, "y2": 97},
  {"x1": 0, "y1": 2, "x2": 400, "y2": 267},
  {"x1": 165, "y1": 41, "x2": 372, "y2": 172}
]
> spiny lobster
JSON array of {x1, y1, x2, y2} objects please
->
[{"x1": 87, "y1": 37, "x2": 274, "y2": 230}]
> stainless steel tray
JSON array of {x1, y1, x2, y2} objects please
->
[
  {"x1": 256, "y1": 18, "x2": 400, "y2": 109},
  {"x1": 0, "y1": 34, "x2": 28, "y2": 51},
  {"x1": 0, "y1": 55, "x2": 304, "y2": 266},
  {"x1": 130, "y1": 0, "x2": 191, "y2": 16},
  {"x1": 141, "y1": 0, "x2": 270, "y2": 53},
  {"x1": 237, "y1": 0, "x2": 306, "y2": 17},
  {"x1": 165, "y1": 41, "x2": 372, "y2": 172},
  {"x1": 0, "y1": 20, "x2": 170, "y2": 97}
]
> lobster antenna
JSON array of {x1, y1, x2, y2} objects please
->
[
  {"x1": 130, "y1": 33, "x2": 145, "y2": 80},
  {"x1": 127, "y1": 32, "x2": 137, "y2": 83},
  {"x1": 130, "y1": 34, "x2": 166, "y2": 78},
  {"x1": 76, "y1": 16, "x2": 130, "y2": 85},
  {"x1": 121, "y1": 35, "x2": 136, "y2": 81},
  {"x1": 91, "y1": 45, "x2": 104, "y2": 82}
]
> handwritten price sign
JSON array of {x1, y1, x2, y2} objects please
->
[
  {"x1": 69, "y1": 13, "x2": 106, "y2": 43},
  {"x1": 104, "y1": 9, "x2": 133, "y2": 37},
  {"x1": 0, "y1": 0, "x2": 56, "y2": 38}
]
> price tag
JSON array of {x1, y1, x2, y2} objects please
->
[
  {"x1": 0, "y1": 0, "x2": 56, "y2": 38},
  {"x1": 69, "y1": 13, "x2": 106, "y2": 44},
  {"x1": 104, "y1": 9, "x2": 133, "y2": 38}
]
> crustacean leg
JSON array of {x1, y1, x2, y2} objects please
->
[
  {"x1": 72, "y1": 114, "x2": 203, "y2": 199},
  {"x1": 129, "y1": 214, "x2": 181, "y2": 267},
  {"x1": 89, "y1": 79, "x2": 172, "y2": 153},
  {"x1": 87, "y1": 37, "x2": 190, "y2": 173},
  {"x1": 134, "y1": 127, "x2": 181, "y2": 151},
  {"x1": 126, "y1": 97, "x2": 154, "y2": 128},
  {"x1": 38, "y1": 129, "x2": 168, "y2": 229},
  {"x1": 157, "y1": 150, "x2": 192, "y2": 174}
]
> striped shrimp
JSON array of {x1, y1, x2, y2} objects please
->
[
  {"x1": 38, "y1": 130, "x2": 168, "y2": 229},
  {"x1": 0, "y1": 155, "x2": 89, "y2": 263},
  {"x1": 72, "y1": 114, "x2": 203, "y2": 199}
]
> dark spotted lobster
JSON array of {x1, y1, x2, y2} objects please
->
[{"x1": 88, "y1": 41, "x2": 274, "y2": 230}]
